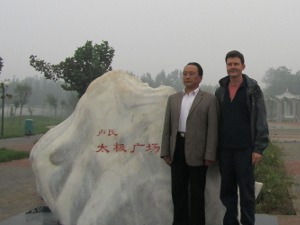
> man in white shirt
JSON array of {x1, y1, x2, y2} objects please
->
[{"x1": 161, "y1": 62, "x2": 219, "y2": 225}]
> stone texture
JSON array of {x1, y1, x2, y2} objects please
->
[{"x1": 30, "y1": 70, "x2": 226, "y2": 225}]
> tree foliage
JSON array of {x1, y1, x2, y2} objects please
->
[
  {"x1": 30, "y1": 40, "x2": 115, "y2": 97},
  {"x1": 165, "y1": 69, "x2": 183, "y2": 90},
  {"x1": 262, "y1": 66, "x2": 300, "y2": 97},
  {"x1": 140, "y1": 73, "x2": 155, "y2": 87},
  {"x1": 140, "y1": 69, "x2": 217, "y2": 94},
  {"x1": 0, "y1": 57, "x2": 3, "y2": 75},
  {"x1": 140, "y1": 69, "x2": 184, "y2": 91},
  {"x1": 6, "y1": 76, "x2": 77, "y2": 118},
  {"x1": 46, "y1": 93, "x2": 58, "y2": 118},
  {"x1": 14, "y1": 83, "x2": 32, "y2": 118}
]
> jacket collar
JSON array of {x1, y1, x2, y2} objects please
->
[{"x1": 218, "y1": 74, "x2": 258, "y2": 94}]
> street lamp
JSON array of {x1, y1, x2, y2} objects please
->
[{"x1": 1, "y1": 79, "x2": 10, "y2": 137}]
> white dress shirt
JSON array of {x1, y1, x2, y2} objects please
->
[{"x1": 178, "y1": 87, "x2": 200, "y2": 132}]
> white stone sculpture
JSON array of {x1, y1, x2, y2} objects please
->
[{"x1": 30, "y1": 70, "x2": 227, "y2": 225}]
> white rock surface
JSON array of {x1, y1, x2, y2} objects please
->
[{"x1": 30, "y1": 70, "x2": 226, "y2": 225}]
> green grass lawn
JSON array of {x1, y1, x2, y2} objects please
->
[
  {"x1": 0, "y1": 116, "x2": 63, "y2": 138},
  {"x1": 0, "y1": 148, "x2": 30, "y2": 162}
]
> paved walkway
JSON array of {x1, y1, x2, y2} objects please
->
[
  {"x1": 0, "y1": 123, "x2": 300, "y2": 224},
  {"x1": 0, "y1": 135, "x2": 45, "y2": 222}
]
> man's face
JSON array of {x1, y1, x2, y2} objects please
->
[
  {"x1": 182, "y1": 65, "x2": 202, "y2": 90},
  {"x1": 226, "y1": 57, "x2": 245, "y2": 78}
]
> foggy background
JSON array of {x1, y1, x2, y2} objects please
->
[{"x1": 1, "y1": 0, "x2": 300, "y2": 86}]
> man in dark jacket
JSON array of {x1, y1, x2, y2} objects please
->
[{"x1": 215, "y1": 50, "x2": 269, "y2": 225}]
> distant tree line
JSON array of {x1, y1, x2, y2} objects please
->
[
  {"x1": 140, "y1": 69, "x2": 218, "y2": 94},
  {"x1": 5, "y1": 76, "x2": 77, "y2": 119},
  {"x1": 140, "y1": 65, "x2": 300, "y2": 98},
  {"x1": 262, "y1": 66, "x2": 300, "y2": 98},
  {"x1": 2, "y1": 40, "x2": 300, "y2": 121},
  {"x1": 2, "y1": 64, "x2": 298, "y2": 121},
  {"x1": 0, "y1": 57, "x2": 3, "y2": 74},
  {"x1": 29, "y1": 40, "x2": 217, "y2": 96}
]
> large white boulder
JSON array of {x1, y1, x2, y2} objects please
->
[{"x1": 30, "y1": 70, "x2": 225, "y2": 225}]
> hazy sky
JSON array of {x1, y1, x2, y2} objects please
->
[{"x1": 1, "y1": 0, "x2": 300, "y2": 86}]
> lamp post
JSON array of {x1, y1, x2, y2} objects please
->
[{"x1": 1, "y1": 79, "x2": 10, "y2": 137}]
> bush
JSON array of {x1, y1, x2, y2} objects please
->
[{"x1": 255, "y1": 143, "x2": 296, "y2": 215}]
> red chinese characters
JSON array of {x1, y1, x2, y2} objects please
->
[
  {"x1": 96, "y1": 129, "x2": 118, "y2": 137},
  {"x1": 114, "y1": 143, "x2": 127, "y2": 152},
  {"x1": 95, "y1": 143, "x2": 109, "y2": 153},
  {"x1": 130, "y1": 143, "x2": 145, "y2": 153},
  {"x1": 145, "y1": 143, "x2": 160, "y2": 153},
  {"x1": 95, "y1": 129, "x2": 160, "y2": 154}
]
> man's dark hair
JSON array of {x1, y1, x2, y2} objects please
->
[
  {"x1": 225, "y1": 50, "x2": 245, "y2": 64},
  {"x1": 186, "y1": 62, "x2": 203, "y2": 76}
]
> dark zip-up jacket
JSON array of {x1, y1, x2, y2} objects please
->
[{"x1": 215, "y1": 74, "x2": 269, "y2": 154}]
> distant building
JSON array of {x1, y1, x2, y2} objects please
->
[{"x1": 266, "y1": 89, "x2": 300, "y2": 122}]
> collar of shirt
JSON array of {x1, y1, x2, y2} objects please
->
[
  {"x1": 182, "y1": 86, "x2": 200, "y2": 96},
  {"x1": 226, "y1": 77, "x2": 247, "y2": 90}
]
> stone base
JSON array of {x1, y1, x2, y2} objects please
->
[
  {"x1": 0, "y1": 212, "x2": 58, "y2": 225},
  {"x1": 0, "y1": 213, "x2": 278, "y2": 225},
  {"x1": 256, "y1": 214, "x2": 278, "y2": 225}
]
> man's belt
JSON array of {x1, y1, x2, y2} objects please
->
[{"x1": 178, "y1": 132, "x2": 185, "y2": 138}]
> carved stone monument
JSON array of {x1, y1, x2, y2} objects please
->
[{"x1": 30, "y1": 70, "x2": 226, "y2": 225}]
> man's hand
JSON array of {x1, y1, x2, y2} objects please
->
[
  {"x1": 162, "y1": 156, "x2": 171, "y2": 166},
  {"x1": 204, "y1": 160, "x2": 214, "y2": 166},
  {"x1": 252, "y1": 152, "x2": 262, "y2": 165}
]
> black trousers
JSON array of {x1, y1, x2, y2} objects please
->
[
  {"x1": 219, "y1": 147, "x2": 255, "y2": 225},
  {"x1": 171, "y1": 133, "x2": 208, "y2": 225}
]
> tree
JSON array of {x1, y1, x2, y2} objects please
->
[
  {"x1": 30, "y1": 40, "x2": 115, "y2": 97},
  {"x1": 60, "y1": 100, "x2": 67, "y2": 118},
  {"x1": 140, "y1": 70, "x2": 183, "y2": 91},
  {"x1": 262, "y1": 66, "x2": 300, "y2": 97},
  {"x1": 27, "y1": 106, "x2": 35, "y2": 117},
  {"x1": 46, "y1": 93, "x2": 58, "y2": 118},
  {"x1": 0, "y1": 57, "x2": 3, "y2": 75},
  {"x1": 154, "y1": 70, "x2": 167, "y2": 87},
  {"x1": 166, "y1": 69, "x2": 184, "y2": 91},
  {"x1": 140, "y1": 73, "x2": 155, "y2": 88},
  {"x1": 13, "y1": 100, "x2": 20, "y2": 117},
  {"x1": 262, "y1": 66, "x2": 291, "y2": 88},
  {"x1": 14, "y1": 84, "x2": 32, "y2": 118}
]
